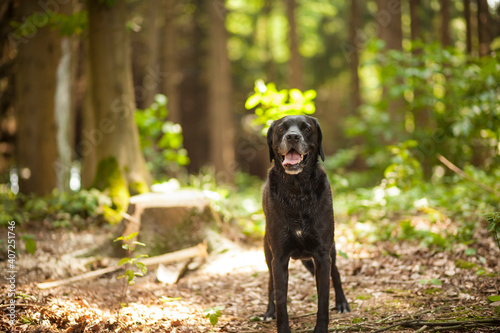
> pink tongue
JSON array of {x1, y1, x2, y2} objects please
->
[{"x1": 283, "y1": 150, "x2": 301, "y2": 165}]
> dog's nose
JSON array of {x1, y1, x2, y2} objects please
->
[{"x1": 286, "y1": 132, "x2": 301, "y2": 142}]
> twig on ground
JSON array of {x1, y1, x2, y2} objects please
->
[
  {"x1": 37, "y1": 242, "x2": 208, "y2": 289},
  {"x1": 437, "y1": 154, "x2": 500, "y2": 197}
]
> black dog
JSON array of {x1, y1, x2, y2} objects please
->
[{"x1": 262, "y1": 115, "x2": 350, "y2": 333}]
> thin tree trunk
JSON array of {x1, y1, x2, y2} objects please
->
[
  {"x1": 377, "y1": 0, "x2": 404, "y2": 142},
  {"x1": 130, "y1": 0, "x2": 159, "y2": 109},
  {"x1": 285, "y1": 0, "x2": 303, "y2": 90},
  {"x1": 208, "y1": 0, "x2": 235, "y2": 183},
  {"x1": 15, "y1": 2, "x2": 61, "y2": 195},
  {"x1": 464, "y1": 0, "x2": 472, "y2": 54},
  {"x1": 441, "y1": 0, "x2": 451, "y2": 47},
  {"x1": 377, "y1": 0, "x2": 402, "y2": 51},
  {"x1": 177, "y1": 0, "x2": 208, "y2": 173},
  {"x1": 160, "y1": 0, "x2": 181, "y2": 124},
  {"x1": 477, "y1": 0, "x2": 491, "y2": 56},
  {"x1": 410, "y1": 0, "x2": 420, "y2": 46},
  {"x1": 349, "y1": 0, "x2": 361, "y2": 110},
  {"x1": 86, "y1": 0, "x2": 150, "y2": 192},
  {"x1": 54, "y1": 0, "x2": 77, "y2": 192}
]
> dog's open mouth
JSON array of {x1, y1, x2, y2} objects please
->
[{"x1": 281, "y1": 149, "x2": 307, "y2": 168}]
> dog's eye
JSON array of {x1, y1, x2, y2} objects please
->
[
  {"x1": 278, "y1": 127, "x2": 284, "y2": 133},
  {"x1": 304, "y1": 127, "x2": 311, "y2": 132}
]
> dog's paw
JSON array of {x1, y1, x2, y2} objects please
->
[
  {"x1": 335, "y1": 300, "x2": 351, "y2": 313},
  {"x1": 263, "y1": 311, "x2": 276, "y2": 321}
]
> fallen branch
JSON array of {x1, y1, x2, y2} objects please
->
[
  {"x1": 376, "y1": 318, "x2": 500, "y2": 332},
  {"x1": 37, "y1": 243, "x2": 207, "y2": 290},
  {"x1": 437, "y1": 154, "x2": 500, "y2": 198}
]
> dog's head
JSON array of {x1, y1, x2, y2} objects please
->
[{"x1": 267, "y1": 115, "x2": 325, "y2": 175}]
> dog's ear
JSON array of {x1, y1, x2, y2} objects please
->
[
  {"x1": 267, "y1": 121, "x2": 276, "y2": 162},
  {"x1": 312, "y1": 118, "x2": 325, "y2": 162}
]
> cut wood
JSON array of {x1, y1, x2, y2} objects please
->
[{"x1": 37, "y1": 242, "x2": 207, "y2": 290}]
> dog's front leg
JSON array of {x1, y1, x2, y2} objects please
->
[
  {"x1": 313, "y1": 250, "x2": 331, "y2": 333},
  {"x1": 272, "y1": 255, "x2": 291, "y2": 333}
]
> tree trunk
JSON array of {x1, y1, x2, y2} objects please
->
[
  {"x1": 177, "y1": 0, "x2": 209, "y2": 174},
  {"x1": 208, "y1": 0, "x2": 235, "y2": 183},
  {"x1": 15, "y1": 2, "x2": 61, "y2": 195},
  {"x1": 160, "y1": 0, "x2": 181, "y2": 124},
  {"x1": 410, "y1": 0, "x2": 421, "y2": 46},
  {"x1": 130, "y1": 0, "x2": 160, "y2": 109},
  {"x1": 86, "y1": 0, "x2": 150, "y2": 193},
  {"x1": 285, "y1": 0, "x2": 303, "y2": 90},
  {"x1": 477, "y1": 0, "x2": 491, "y2": 56},
  {"x1": 377, "y1": 0, "x2": 402, "y2": 51},
  {"x1": 54, "y1": 0, "x2": 77, "y2": 192},
  {"x1": 376, "y1": 0, "x2": 404, "y2": 141},
  {"x1": 349, "y1": 0, "x2": 361, "y2": 110},
  {"x1": 464, "y1": 0, "x2": 472, "y2": 54},
  {"x1": 440, "y1": 0, "x2": 451, "y2": 47}
]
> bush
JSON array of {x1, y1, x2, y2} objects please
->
[{"x1": 135, "y1": 94, "x2": 190, "y2": 182}]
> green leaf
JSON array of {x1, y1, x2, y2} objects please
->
[
  {"x1": 132, "y1": 241, "x2": 146, "y2": 247},
  {"x1": 303, "y1": 89, "x2": 317, "y2": 101},
  {"x1": 21, "y1": 235, "x2": 37, "y2": 255},
  {"x1": 430, "y1": 278, "x2": 442, "y2": 286},
  {"x1": 477, "y1": 268, "x2": 486, "y2": 276},
  {"x1": 124, "y1": 232, "x2": 139, "y2": 241},
  {"x1": 209, "y1": 313, "x2": 219, "y2": 326},
  {"x1": 245, "y1": 93, "x2": 261, "y2": 109},
  {"x1": 249, "y1": 315, "x2": 262, "y2": 322},
  {"x1": 117, "y1": 257, "x2": 130, "y2": 266},
  {"x1": 464, "y1": 248, "x2": 477, "y2": 256},
  {"x1": 487, "y1": 295, "x2": 500, "y2": 302},
  {"x1": 337, "y1": 250, "x2": 348, "y2": 259}
]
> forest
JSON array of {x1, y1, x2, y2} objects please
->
[{"x1": 1, "y1": 0, "x2": 500, "y2": 332}]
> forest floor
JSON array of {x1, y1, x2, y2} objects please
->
[{"x1": 1, "y1": 220, "x2": 500, "y2": 333}]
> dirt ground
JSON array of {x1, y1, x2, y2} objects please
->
[{"x1": 1, "y1": 222, "x2": 500, "y2": 333}]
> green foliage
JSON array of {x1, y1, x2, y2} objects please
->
[
  {"x1": 487, "y1": 295, "x2": 500, "y2": 315},
  {"x1": 114, "y1": 232, "x2": 148, "y2": 286},
  {"x1": 484, "y1": 212, "x2": 500, "y2": 250},
  {"x1": 245, "y1": 80, "x2": 317, "y2": 134},
  {"x1": 135, "y1": 94, "x2": 189, "y2": 181},
  {"x1": 0, "y1": 188, "x2": 111, "y2": 228},
  {"x1": 384, "y1": 140, "x2": 423, "y2": 191},
  {"x1": 21, "y1": 234, "x2": 37, "y2": 255},
  {"x1": 203, "y1": 306, "x2": 225, "y2": 327},
  {"x1": 354, "y1": 40, "x2": 500, "y2": 173},
  {"x1": 10, "y1": 10, "x2": 87, "y2": 39}
]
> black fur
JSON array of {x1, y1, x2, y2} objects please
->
[{"x1": 262, "y1": 115, "x2": 350, "y2": 333}]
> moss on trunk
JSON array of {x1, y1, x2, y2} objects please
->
[{"x1": 92, "y1": 156, "x2": 129, "y2": 224}]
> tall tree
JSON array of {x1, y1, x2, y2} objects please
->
[
  {"x1": 130, "y1": 0, "x2": 159, "y2": 109},
  {"x1": 349, "y1": 0, "x2": 361, "y2": 110},
  {"x1": 409, "y1": 0, "x2": 421, "y2": 46},
  {"x1": 15, "y1": 2, "x2": 61, "y2": 195},
  {"x1": 376, "y1": 0, "x2": 404, "y2": 140},
  {"x1": 86, "y1": 0, "x2": 150, "y2": 193},
  {"x1": 440, "y1": 0, "x2": 451, "y2": 47},
  {"x1": 54, "y1": 0, "x2": 77, "y2": 192},
  {"x1": 208, "y1": 0, "x2": 235, "y2": 183},
  {"x1": 477, "y1": 0, "x2": 492, "y2": 56},
  {"x1": 377, "y1": 0, "x2": 402, "y2": 51},
  {"x1": 160, "y1": 0, "x2": 181, "y2": 124},
  {"x1": 464, "y1": 0, "x2": 472, "y2": 54},
  {"x1": 285, "y1": 0, "x2": 303, "y2": 90}
]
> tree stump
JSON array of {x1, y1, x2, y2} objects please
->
[{"x1": 119, "y1": 190, "x2": 213, "y2": 256}]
